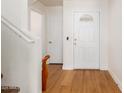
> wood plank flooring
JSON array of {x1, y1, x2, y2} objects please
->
[{"x1": 43, "y1": 65, "x2": 121, "y2": 93}]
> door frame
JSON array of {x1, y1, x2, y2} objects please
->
[{"x1": 72, "y1": 10, "x2": 100, "y2": 69}]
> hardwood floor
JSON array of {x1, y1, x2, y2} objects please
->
[{"x1": 43, "y1": 65, "x2": 121, "y2": 93}]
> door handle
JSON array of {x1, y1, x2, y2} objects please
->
[
  {"x1": 74, "y1": 38, "x2": 77, "y2": 41},
  {"x1": 74, "y1": 43, "x2": 76, "y2": 45}
]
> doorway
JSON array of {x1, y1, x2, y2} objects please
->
[
  {"x1": 73, "y1": 11, "x2": 100, "y2": 69},
  {"x1": 46, "y1": 6, "x2": 63, "y2": 64}
]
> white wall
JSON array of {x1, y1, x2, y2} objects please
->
[
  {"x1": 1, "y1": 0, "x2": 28, "y2": 31},
  {"x1": 63, "y1": 0, "x2": 109, "y2": 69},
  {"x1": 1, "y1": 22, "x2": 41, "y2": 93},
  {"x1": 1, "y1": 0, "x2": 42, "y2": 92},
  {"x1": 30, "y1": 1, "x2": 47, "y2": 56},
  {"x1": 108, "y1": 0, "x2": 122, "y2": 90},
  {"x1": 31, "y1": 11, "x2": 42, "y2": 37},
  {"x1": 46, "y1": 6, "x2": 63, "y2": 63}
]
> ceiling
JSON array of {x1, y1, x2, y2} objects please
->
[{"x1": 40, "y1": 0, "x2": 63, "y2": 6}]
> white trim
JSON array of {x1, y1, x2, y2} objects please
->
[
  {"x1": 72, "y1": 9, "x2": 101, "y2": 13},
  {"x1": 1, "y1": 16, "x2": 35, "y2": 43},
  {"x1": 62, "y1": 66, "x2": 74, "y2": 70},
  {"x1": 100, "y1": 66, "x2": 108, "y2": 70},
  {"x1": 62, "y1": 64, "x2": 74, "y2": 70},
  {"x1": 108, "y1": 68, "x2": 122, "y2": 91}
]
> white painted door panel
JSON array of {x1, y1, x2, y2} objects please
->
[
  {"x1": 74, "y1": 12, "x2": 99, "y2": 69},
  {"x1": 47, "y1": 7, "x2": 63, "y2": 64}
]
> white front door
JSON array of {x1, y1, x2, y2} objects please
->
[{"x1": 73, "y1": 11, "x2": 100, "y2": 69}]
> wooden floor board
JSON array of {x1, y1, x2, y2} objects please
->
[{"x1": 43, "y1": 65, "x2": 121, "y2": 93}]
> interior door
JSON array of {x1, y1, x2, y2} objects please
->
[
  {"x1": 47, "y1": 7, "x2": 63, "y2": 64},
  {"x1": 73, "y1": 11, "x2": 100, "y2": 69}
]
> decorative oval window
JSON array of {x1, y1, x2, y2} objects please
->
[{"x1": 80, "y1": 14, "x2": 93, "y2": 22}]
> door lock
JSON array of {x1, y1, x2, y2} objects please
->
[{"x1": 74, "y1": 43, "x2": 76, "y2": 45}]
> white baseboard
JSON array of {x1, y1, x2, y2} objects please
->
[
  {"x1": 100, "y1": 66, "x2": 108, "y2": 70},
  {"x1": 99, "y1": 64, "x2": 108, "y2": 70},
  {"x1": 63, "y1": 66, "x2": 108, "y2": 70},
  {"x1": 108, "y1": 68, "x2": 122, "y2": 91},
  {"x1": 62, "y1": 66, "x2": 74, "y2": 70}
]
